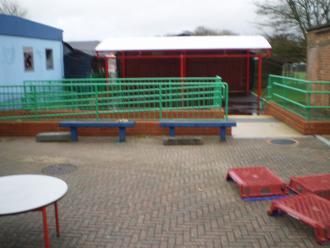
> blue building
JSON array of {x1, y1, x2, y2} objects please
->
[{"x1": 0, "y1": 14, "x2": 64, "y2": 83}]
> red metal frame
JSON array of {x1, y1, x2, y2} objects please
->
[
  {"x1": 38, "y1": 201, "x2": 61, "y2": 248},
  {"x1": 180, "y1": 53, "x2": 186, "y2": 77},
  {"x1": 257, "y1": 56, "x2": 263, "y2": 105},
  {"x1": 289, "y1": 174, "x2": 330, "y2": 200},
  {"x1": 268, "y1": 193, "x2": 330, "y2": 244},
  {"x1": 98, "y1": 48, "x2": 272, "y2": 104},
  {"x1": 120, "y1": 52, "x2": 126, "y2": 78},
  {"x1": 226, "y1": 166, "x2": 288, "y2": 198},
  {"x1": 116, "y1": 52, "x2": 271, "y2": 60},
  {"x1": 246, "y1": 50, "x2": 250, "y2": 95}
]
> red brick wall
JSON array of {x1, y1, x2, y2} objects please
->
[
  {"x1": 307, "y1": 26, "x2": 330, "y2": 108},
  {"x1": 0, "y1": 121, "x2": 232, "y2": 137},
  {"x1": 307, "y1": 26, "x2": 330, "y2": 81},
  {"x1": 265, "y1": 102, "x2": 330, "y2": 135}
]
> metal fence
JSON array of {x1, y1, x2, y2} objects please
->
[
  {"x1": 267, "y1": 75, "x2": 330, "y2": 120},
  {"x1": 0, "y1": 77, "x2": 229, "y2": 121}
]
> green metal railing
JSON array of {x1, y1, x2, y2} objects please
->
[
  {"x1": 0, "y1": 77, "x2": 229, "y2": 121},
  {"x1": 267, "y1": 75, "x2": 330, "y2": 120}
]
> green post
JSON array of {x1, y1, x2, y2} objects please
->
[
  {"x1": 119, "y1": 79, "x2": 123, "y2": 110},
  {"x1": 32, "y1": 85, "x2": 37, "y2": 112},
  {"x1": 215, "y1": 76, "x2": 228, "y2": 120},
  {"x1": 225, "y1": 83, "x2": 229, "y2": 120},
  {"x1": 169, "y1": 80, "x2": 172, "y2": 108},
  {"x1": 22, "y1": 83, "x2": 27, "y2": 110},
  {"x1": 95, "y1": 84, "x2": 99, "y2": 120},
  {"x1": 159, "y1": 82, "x2": 163, "y2": 119},
  {"x1": 267, "y1": 75, "x2": 272, "y2": 100},
  {"x1": 214, "y1": 78, "x2": 221, "y2": 107},
  {"x1": 31, "y1": 85, "x2": 39, "y2": 120},
  {"x1": 307, "y1": 83, "x2": 312, "y2": 120}
]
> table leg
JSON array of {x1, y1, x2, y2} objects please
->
[
  {"x1": 220, "y1": 127, "x2": 226, "y2": 141},
  {"x1": 41, "y1": 207, "x2": 50, "y2": 248},
  {"x1": 54, "y1": 202, "x2": 60, "y2": 237},
  {"x1": 70, "y1": 127, "x2": 78, "y2": 142}
]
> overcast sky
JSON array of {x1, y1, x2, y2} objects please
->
[{"x1": 21, "y1": 0, "x2": 261, "y2": 41}]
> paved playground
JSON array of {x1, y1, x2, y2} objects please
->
[{"x1": 0, "y1": 136, "x2": 329, "y2": 248}]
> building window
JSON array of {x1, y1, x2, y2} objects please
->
[
  {"x1": 46, "y1": 49, "x2": 54, "y2": 70},
  {"x1": 23, "y1": 47, "x2": 34, "y2": 71}
]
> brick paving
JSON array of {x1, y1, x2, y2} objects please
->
[{"x1": 0, "y1": 136, "x2": 329, "y2": 248}]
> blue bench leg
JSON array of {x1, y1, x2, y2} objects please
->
[
  {"x1": 118, "y1": 127, "x2": 126, "y2": 143},
  {"x1": 220, "y1": 127, "x2": 226, "y2": 141},
  {"x1": 70, "y1": 127, "x2": 78, "y2": 142},
  {"x1": 169, "y1": 127, "x2": 175, "y2": 137}
]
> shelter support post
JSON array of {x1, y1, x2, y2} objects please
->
[
  {"x1": 105, "y1": 57, "x2": 109, "y2": 79},
  {"x1": 257, "y1": 56, "x2": 263, "y2": 113},
  {"x1": 246, "y1": 51, "x2": 250, "y2": 95},
  {"x1": 179, "y1": 53, "x2": 186, "y2": 78},
  {"x1": 120, "y1": 52, "x2": 126, "y2": 78},
  {"x1": 179, "y1": 53, "x2": 186, "y2": 105}
]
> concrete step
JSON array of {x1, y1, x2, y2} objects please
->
[{"x1": 36, "y1": 132, "x2": 72, "y2": 142}]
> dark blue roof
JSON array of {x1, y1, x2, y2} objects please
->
[{"x1": 0, "y1": 14, "x2": 62, "y2": 41}]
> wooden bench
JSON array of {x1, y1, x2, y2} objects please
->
[
  {"x1": 160, "y1": 120, "x2": 237, "y2": 141},
  {"x1": 59, "y1": 121, "x2": 136, "y2": 142}
]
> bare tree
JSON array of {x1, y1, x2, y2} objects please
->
[
  {"x1": 0, "y1": 0, "x2": 27, "y2": 17},
  {"x1": 169, "y1": 26, "x2": 237, "y2": 36},
  {"x1": 193, "y1": 26, "x2": 237, "y2": 36},
  {"x1": 256, "y1": 0, "x2": 330, "y2": 41},
  {"x1": 267, "y1": 34, "x2": 306, "y2": 63}
]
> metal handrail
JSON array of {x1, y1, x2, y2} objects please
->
[
  {"x1": 267, "y1": 75, "x2": 330, "y2": 120},
  {"x1": 0, "y1": 77, "x2": 229, "y2": 121}
]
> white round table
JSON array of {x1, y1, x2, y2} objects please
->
[{"x1": 0, "y1": 174, "x2": 68, "y2": 248}]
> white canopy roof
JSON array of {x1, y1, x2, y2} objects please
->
[{"x1": 96, "y1": 36, "x2": 271, "y2": 52}]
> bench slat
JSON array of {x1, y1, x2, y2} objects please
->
[
  {"x1": 160, "y1": 120, "x2": 236, "y2": 128},
  {"x1": 59, "y1": 121, "x2": 135, "y2": 128}
]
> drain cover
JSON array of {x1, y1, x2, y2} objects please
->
[
  {"x1": 270, "y1": 139, "x2": 297, "y2": 145},
  {"x1": 42, "y1": 164, "x2": 77, "y2": 175}
]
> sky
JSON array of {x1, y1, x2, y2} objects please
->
[{"x1": 21, "y1": 0, "x2": 261, "y2": 41}]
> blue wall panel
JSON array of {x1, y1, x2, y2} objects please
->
[{"x1": 0, "y1": 35, "x2": 63, "y2": 83}]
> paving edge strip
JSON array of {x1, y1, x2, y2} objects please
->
[
  {"x1": 315, "y1": 135, "x2": 330, "y2": 148},
  {"x1": 233, "y1": 136, "x2": 312, "y2": 140}
]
